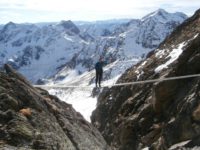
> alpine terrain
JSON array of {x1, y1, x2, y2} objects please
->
[
  {"x1": 0, "y1": 9, "x2": 188, "y2": 122},
  {"x1": 0, "y1": 6, "x2": 199, "y2": 150}
]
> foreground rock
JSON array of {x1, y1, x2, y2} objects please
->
[
  {"x1": 91, "y1": 9, "x2": 200, "y2": 150},
  {"x1": 0, "y1": 64, "x2": 109, "y2": 150}
]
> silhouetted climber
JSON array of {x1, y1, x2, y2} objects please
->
[{"x1": 95, "y1": 57, "x2": 106, "y2": 87}]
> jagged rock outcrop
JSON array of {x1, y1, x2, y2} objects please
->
[
  {"x1": 0, "y1": 64, "x2": 110, "y2": 150},
  {"x1": 91, "y1": 9, "x2": 200, "y2": 150}
]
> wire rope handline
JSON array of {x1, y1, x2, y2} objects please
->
[{"x1": 33, "y1": 73, "x2": 200, "y2": 89}]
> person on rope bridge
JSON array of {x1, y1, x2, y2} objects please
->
[{"x1": 95, "y1": 57, "x2": 107, "y2": 87}]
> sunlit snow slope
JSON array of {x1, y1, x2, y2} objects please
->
[{"x1": 48, "y1": 59, "x2": 139, "y2": 121}]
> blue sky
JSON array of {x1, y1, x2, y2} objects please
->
[{"x1": 0, "y1": 0, "x2": 200, "y2": 24}]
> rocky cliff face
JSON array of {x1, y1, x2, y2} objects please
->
[
  {"x1": 91, "y1": 9, "x2": 200, "y2": 150},
  {"x1": 0, "y1": 64, "x2": 109, "y2": 150}
]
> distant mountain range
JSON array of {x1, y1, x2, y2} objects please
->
[{"x1": 0, "y1": 9, "x2": 187, "y2": 84}]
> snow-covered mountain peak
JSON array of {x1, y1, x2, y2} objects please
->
[
  {"x1": 135, "y1": 9, "x2": 187, "y2": 49},
  {"x1": 141, "y1": 9, "x2": 168, "y2": 21},
  {"x1": 3, "y1": 21, "x2": 16, "y2": 29},
  {"x1": 2, "y1": 22, "x2": 37, "y2": 31},
  {"x1": 142, "y1": 8, "x2": 187, "y2": 23},
  {"x1": 155, "y1": 8, "x2": 168, "y2": 15},
  {"x1": 56, "y1": 20, "x2": 80, "y2": 34}
]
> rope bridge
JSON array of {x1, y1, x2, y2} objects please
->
[{"x1": 34, "y1": 73, "x2": 200, "y2": 89}]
